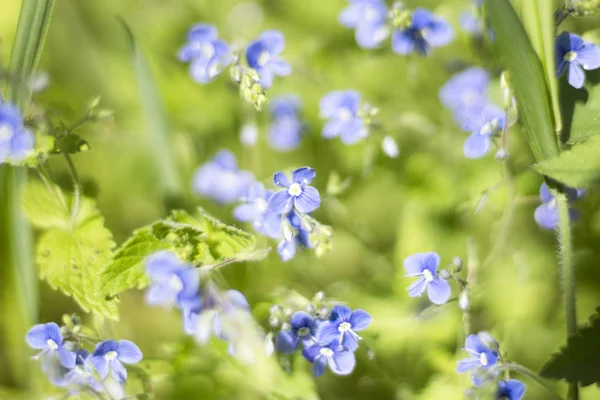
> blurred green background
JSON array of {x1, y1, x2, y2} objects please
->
[{"x1": 1, "y1": 0, "x2": 600, "y2": 398}]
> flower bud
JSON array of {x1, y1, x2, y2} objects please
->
[
  {"x1": 281, "y1": 219, "x2": 294, "y2": 242},
  {"x1": 459, "y1": 290, "x2": 469, "y2": 310},
  {"x1": 381, "y1": 136, "x2": 399, "y2": 158},
  {"x1": 439, "y1": 269, "x2": 451, "y2": 280}
]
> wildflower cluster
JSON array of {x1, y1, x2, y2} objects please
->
[
  {"x1": 269, "y1": 292, "x2": 372, "y2": 377},
  {"x1": 339, "y1": 2, "x2": 454, "y2": 55},
  {"x1": 25, "y1": 317, "x2": 143, "y2": 396}
]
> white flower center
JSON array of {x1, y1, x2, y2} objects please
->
[
  {"x1": 0, "y1": 123, "x2": 15, "y2": 141},
  {"x1": 258, "y1": 51, "x2": 271, "y2": 67},
  {"x1": 564, "y1": 51, "x2": 577, "y2": 62},
  {"x1": 46, "y1": 339, "x2": 58, "y2": 350},
  {"x1": 337, "y1": 107, "x2": 353, "y2": 122},
  {"x1": 480, "y1": 352, "x2": 488, "y2": 366},
  {"x1": 255, "y1": 198, "x2": 268, "y2": 213},
  {"x1": 547, "y1": 198, "x2": 557, "y2": 210},
  {"x1": 423, "y1": 269, "x2": 435, "y2": 283},
  {"x1": 338, "y1": 321, "x2": 352, "y2": 333},
  {"x1": 319, "y1": 347, "x2": 334, "y2": 357},
  {"x1": 364, "y1": 7, "x2": 378, "y2": 22},
  {"x1": 104, "y1": 351, "x2": 118, "y2": 361},
  {"x1": 169, "y1": 275, "x2": 184, "y2": 292},
  {"x1": 288, "y1": 183, "x2": 302, "y2": 197},
  {"x1": 201, "y1": 43, "x2": 215, "y2": 59}
]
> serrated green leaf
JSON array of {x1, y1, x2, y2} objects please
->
[
  {"x1": 541, "y1": 308, "x2": 600, "y2": 386},
  {"x1": 566, "y1": 75, "x2": 600, "y2": 144},
  {"x1": 195, "y1": 207, "x2": 256, "y2": 260},
  {"x1": 22, "y1": 180, "x2": 69, "y2": 229},
  {"x1": 534, "y1": 134, "x2": 600, "y2": 187}
]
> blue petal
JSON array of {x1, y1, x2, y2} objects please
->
[
  {"x1": 329, "y1": 305, "x2": 353, "y2": 324},
  {"x1": 411, "y1": 8, "x2": 435, "y2": 30},
  {"x1": 225, "y1": 290, "x2": 249, "y2": 310},
  {"x1": 290, "y1": 311, "x2": 314, "y2": 330},
  {"x1": 275, "y1": 330, "x2": 300, "y2": 354},
  {"x1": 110, "y1": 359, "x2": 127, "y2": 383},
  {"x1": 268, "y1": 116, "x2": 302, "y2": 151},
  {"x1": 270, "y1": 95, "x2": 302, "y2": 116},
  {"x1": 57, "y1": 348, "x2": 76, "y2": 369},
  {"x1": 340, "y1": 118, "x2": 368, "y2": 144},
  {"x1": 392, "y1": 29, "x2": 415, "y2": 55},
  {"x1": 269, "y1": 59, "x2": 292, "y2": 76},
  {"x1": 213, "y1": 149, "x2": 238, "y2": 170},
  {"x1": 259, "y1": 211, "x2": 284, "y2": 239},
  {"x1": 88, "y1": 356, "x2": 109, "y2": 380},
  {"x1": 259, "y1": 30, "x2": 286, "y2": 54},
  {"x1": 93, "y1": 340, "x2": 118, "y2": 357},
  {"x1": 187, "y1": 24, "x2": 218, "y2": 42},
  {"x1": 273, "y1": 171, "x2": 291, "y2": 187},
  {"x1": 245, "y1": 39, "x2": 267, "y2": 69},
  {"x1": 258, "y1": 66, "x2": 274, "y2": 88},
  {"x1": 342, "y1": 334, "x2": 359, "y2": 352},
  {"x1": 267, "y1": 190, "x2": 293, "y2": 213},
  {"x1": 539, "y1": 182, "x2": 554, "y2": 203},
  {"x1": 117, "y1": 340, "x2": 143, "y2": 364},
  {"x1": 316, "y1": 321, "x2": 340, "y2": 345},
  {"x1": 9, "y1": 129, "x2": 34, "y2": 160},
  {"x1": 294, "y1": 187, "x2": 321, "y2": 213},
  {"x1": 338, "y1": 3, "x2": 363, "y2": 28},
  {"x1": 277, "y1": 239, "x2": 296, "y2": 261},
  {"x1": 456, "y1": 357, "x2": 481, "y2": 373},
  {"x1": 403, "y1": 253, "x2": 427, "y2": 275},
  {"x1": 233, "y1": 203, "x2": 258, "y2": 222},
  {"x1": 190, "y1": 57, "x2": 214, "y2": 84},
  {"x1": 534, "y1": 203, "x2": 559, "y2": 230},
  {"x1": 328, "y1": 350, "x2": 356, "y2": 375},
  {"x1": 427, "y1": 278, "x2": 451, "y2": 305},
  {"x1": 422, "y1": 252, "x2": 441, "y2": 274},
  {"x1": 499, "y1": 379, "x2": 526, "y2": 400},
  {"x1": 464, "y1": 334, "x2": 483, "y2": 354},
  {"x1": 463, "y1": 133, "x2": 492, "y2": 159},
  {"x1": 292, "y1": 167, "x2": 316, "y2": 184},
  {"x1": 349, "y1": 309, "x2": 372, "y2": 331},
  {"x1": 322, "y1": 119, "x2": 343, "y2": 139},
  {"x1": 423, "y1": 18, "x2": 454, "y2": 47},
  {"x1": 355, "y1": 22, "x2": 390, "y2": 49},
  {"x1": 578, "y1": 43, "x2": 600, "y2": 70},
  {"x1": 312, "y1": 356, "x2": 327, "y2": 377},
  {"x1": 319, "y1": 90, "x2": 361, "y2": 118},
  {"x1": 145, "y1": 251, "x2": 181, "y2": 281},
  {"x1": 145, "y1": 282, "x2": 178, "y2": 306},
  {"x1": 26, "y1": 324, "x2": 51, "y2": 349},
  {"x1": 568, "y1": 62, "x2": 585, "y2": 89},
  {"x1": 301, "y1": 343, "x2": 321, "y2": 362},
  {"x1": 176, "y1": 268, "x2": 200, "y2": 306},
  {"x1": 408, "y1": 277, "x2": 427, "y2": 297}
]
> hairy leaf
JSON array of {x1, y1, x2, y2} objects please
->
[{"x1": 541, "y1": 308, "x2": 600, "y2": 386}]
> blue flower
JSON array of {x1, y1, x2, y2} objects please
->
[
  {"x1": 277, "y1": 211, "x2": 312, "y2": 261},
  {"x1": 145, "y1": 251, "x2": 199, "y2": 308},
  {"x1": 462, "y1": 105, "x2": 505, "y2": 159},
  {"x1": 534, "y1": 183, "x2": 584, "y2": 230},
  {"x1": 267, "y1": 167, "x2": 321, "y2": 214},
  {"x1": 178, "y1": 23, "x2": 232, "y2": 84},
  {"x1": 456, "y1": 333, "x2": 499, "y2": 373},
  {"x1": 234, "y1": 182, "x2": 282, "y2": 239},
  {"x1": 439, "y1": 67, "x2": 489, "y2": 125},
  {"x1": 45, "y1": 349, "x2": 91, "y2": 388},
  {"x1": 246, "y1": 30, "x2": 291, "y2": 88},
  {"x1": 459, "y1": 11, "x2": 482, "y2": 35},
  {"x1": 26, "y1": 322, "x2": 76, "y2": 369},
  {"x1": 319, "y1": 90, "x2": 368, "y2": 144},
  {"x1": 0, "y1": 102, "x2": 34, "y2": 163},
  {"x1": 88, "y1": 340, "x2": 143, "y2": 383},
  {"x1": 192, "y1": 149, "x2": 255, "y2": 204},
  {"x1": 404, "y1": 252, "x2": 451, "y2": 305},
  {"x1": 339, "y1": 0, "x2": 390, "y2": 49},
  {"x1": 392, "y1": 8, "x2": 454, "y2": 55},
  {"x1": 497, "y1": 379, "x2": 526, "y2": 400},
  {"x1": 556, "y1": 32, "x2": 600, "y2": 89},
  {"x1": 275, "y1": 311, "x2": 320, "y2": 354},
  {"x1": 316, "y1": 305, "x2": 372, "y2": 352},
  {"x1": 268, "y1": 95, "x2": 304, "y2": 151},
  {"x1": 302, "y1": 340, "x2": 356, "y2": 377}
]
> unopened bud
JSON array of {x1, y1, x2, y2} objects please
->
[{"x1": 459, "y1": 290, "x2": 469, "y2": 310}]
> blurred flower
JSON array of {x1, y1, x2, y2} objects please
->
[
  {"x1": 461, "y1": 104, "x2": 505, "y2": 159},
  {"x1": 316, "y1": 305, "x2": 372, "y2": 351},
  {"x1": 45, "y1": 349, "x2": 91, "y2": 389},
  {"x1": 456, "y1": 333, "x2": 499, "y2": 373},
  {"x1": 0, "y1": 102, "x2": 34, "y2": 163},
  {"x1": 556, "y1": 32, "x2": 600, "y2": 89},
  {"x1": 277, "y1": 211, "x2": 313, "y2": 261},
  {"x1": 302, "y1": 340, "x2": 356, "y2": 377},
  {"x1": 267, "y1": 167, "x2": 321, "y2": 214},
  {"x1": 459, "y1": 11, "x2": 482, "y2": 35},
  {"x1": 339, "y1": 0, "x2": 390, "y2": 49},
  {"x1": 275, "y1": 311, "x2": 320, "y2": 354},
  {"x1": 439, "y1": 67, "x2": 489, "y2": 126},
  {"x1": 246, "y1": 30, "x2": 291, "y2": 88},
  {"x1": 26, "y1": 322, "x2": 76, "y2": 369},
  {"x1": 404, "y1": 252, "x2": 451, "y2": 305},
  {"x1": 534, "y1": 182, "x2": 584, "y2": 230},
  {"x1": 392, "y1": 8, "x2": 454, "y2": 55},
  {"x1": 88, "y1": 340, "x2": 143, "y2": 383},
  {"x1": 144, "y1": 251, "x2": 199, "y2": 308},
  {"x1": 268, "y1": 94, "x2": 304, "y2": 151},
  {"x1": 234, "y1": 182, "x2": 282, "y2": 239},
  {"x1": 497, "y1": 379, "x2": 526, "y2": 400},
  {"x1": 240, "y1": 122, "x2": 258, "y2": 147},
  {"x1": 319, "y1": 90, "x2": 368, "y2": 144},
  {"x1": 381, "y1": 135, "x2": 399, "y2": 158},
  {"x1": 178, "y1": 23, "x2": 232, "y2": 84},
  {"x1": 192, "y1": 149, "x2": 255, "y2": 204}
]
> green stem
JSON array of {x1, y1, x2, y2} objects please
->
[
  {"x1": 63, "y1": 153, "x2": 82, "y2": 227},
  {"x1": 499, "y1": 363, "x2": 564, "y2": 400},
  {"x1": 555, "y1": 192, "x2": 579, "y2": 400}
]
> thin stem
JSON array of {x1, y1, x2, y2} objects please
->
[
  {"x1": 555, "y1": 192, "x2": 579, "y2": 400},
  {"x1": 499, "y1": 363, "x2": 564, "y2": 400}
]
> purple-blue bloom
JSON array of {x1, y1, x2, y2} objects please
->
[
  {"x1": 316, "y1": 305, "x2": 372, "y2": 352},
  {"x1": 145, "y1": 251, "x2": 199, "y2": 309},
  {"x1": 556, "y1": 32, "x2": 600, "y2": 89},
  {"x1": 461, "y1": 104, "x2": 505, "y2": 159},
  {"x1": 392, "y1": 8, "x2": 454, "y2": 55},
  {"x1": 88, "y1": 340, "x2": 143, "y2": 383},
  {"x1": 192, "y1": 149, "x2": 255, "y2": 204},
  {"x1": 319, "y1": 90, "x2": 368, "y2": 144},
  {"x1": 277, "y1": 211, "x2": 312, "y2": 261},
  {"x1": 404, "y1": 252, "x2": 451, "y2": 305},
  {"x1": 267, "y1": 167, "x2": 321, "y2": 214},
  {"x1": 178, "y1": 23, "x2": 232, "y2": 84},
  {"x1": 497, "y1": 379, "x2": 526, "y2": 400},
  {"x1": 45, "y1": 349, "x2": 90, "y2": 388},
  {"x1": 246, "y1": 30, "x2": 291, "y2": 88},
  {"x1": 268, "y1": 95, "x2": 304, "y2": 151},
  {"x1": 275, "y1": 311, "x2": 320, "y2": 354},
  {"x1": 339, "y1": 0, "x2": 390, "y2": 49},
  {"x1": 456, "y1": 333, "x2": 499, "y2": 373},
  {"x1": 534, "y1": 182, "x2": 584, "y2": 230},
  {"x1": 439, "y1": 67, "x2": 489, "y2": 126},
  {"x1": 234, "y1": 182, "x2": 283, "y2": 239},
  {"x1": 0, "y1": 102, "x2": 34, "y2": 163},
  {"x1": 459, "y1": 11, "x2": 482, "y2": 35},
  {"x1": 26, "y1": 322, "x2": 76, "y2": 369},
  {"x1": 302, "y1": 340, "x2": 356, "y2": 377}
]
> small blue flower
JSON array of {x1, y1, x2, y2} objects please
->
[
  {"x1": 459, "y1": 11, "x2": 482, "y2": 35},
  {"x1": 534, "y1": 183, "x2": 584, "y2": 230},
  {"x1": 246, "y1": 30, "x2": 291, "y2": 88},
  {"x1": 45, "y1": 349, "x2": 90, "y2": 388},
  {"x1": 316, "y1": 305, "x2": 372, "y2": 352},
  {"x1": 192, "y1": 149, "x2": 255, "y2": 204},
  {"x1": 339, "y1": 0, "x2": 390, "y2": 49},
  {"x1": 456, "y1": 333, "x2": 499, "y2": 373},
  {"x1": 392, "y1": 8, "x2": 454, "y2": 55},
  {"x1": 497, "y1": 379, "x2": 526, "y2": 400},
  {"x1": 268, "y1": 95, "x2": 304, "y2": 151},
  {"x1": 145, "y1": 251, "x2": 199, "y2": 309},
  {"x1": 0, "y1": 102, "x2": 34, "y2": 163},
  {"x1": 88, "y1": 340, "x2": 143, "y2": 383},
  {"x1": 439, "y1": 67, "x2": 489, "y2": 125},
  {"x1": 302, "y1": 340, "x2": 356, "y2": 377},
  {"x1": 319, "y1": 90, "x2": 368, "y2": 144},
  {"x1": 277, "y1": 211, "x2": 312, "y2": 261},
  {"x1": 234, "y1": 182, "x2": 282, "y2": 239},
  {"x1": 404, "y1": 252, "x2": 451, "y2": 305},
  {"x1": 275, "y1": 311, "x2": 320, "y2": 354},
  {"x1": 556, "y1": 32, "x2": 600, "y2": 89},
  {"x1": 178, "y1": 23, "x2": 232, "y2": 84},
  {"x1": 267, "y1": 167, "x2": 321, "y2": 214},
  {"x1": 462, "y1": 105, "x2": 505, "y2": 159},
  {"x1": 26, "y1": 322, "x2": 76, "y2": 369}
]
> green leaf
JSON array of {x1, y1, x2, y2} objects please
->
[
  {"x1": 484, "y1": 0, "x2": 560, "y2": 162},
  {"x1": 21, "y1": 180, "x2": 69, "y2": 229},
  {"x1": 541, "y1": 308, "x2": 600, "y2": 386},
  {"x1": 534, "y1": 134, "x2": 600, "y2": 187},
  {"x1": 566, "y1": 74, "x2": 600, "y2": 144}
]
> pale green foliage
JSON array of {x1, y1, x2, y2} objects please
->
[{"x1": 22, "y1": 180, "x2": 119, "y2": 319}]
